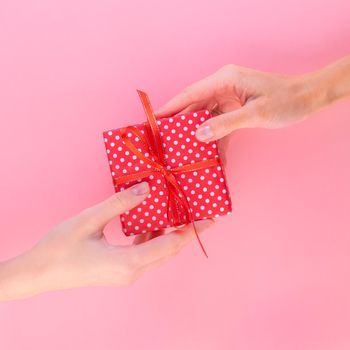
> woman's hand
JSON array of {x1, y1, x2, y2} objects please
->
[
  {"x1": 156, "y1": 56, "x2": 350, "y2": 141},
  {"x1": 0, "y1": 182, "x2": 212, "y2": 301}
]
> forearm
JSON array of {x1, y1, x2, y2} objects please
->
[
  {"x1": 0, "y1": 251, "x2": 46, "y2": 301},
  {"x1": 306, "y1": 55, "x2": 350, "y2": 112}
]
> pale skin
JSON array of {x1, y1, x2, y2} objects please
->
[
  {"x1": 0, "y1": 182, "x2": 213, "y2": 301},
  {"x1": 156, "y1": 55, "x2": 350, "y2": 141},
  {"x1": 1, "y1": 56, "x2": 349, "y2": 301}
]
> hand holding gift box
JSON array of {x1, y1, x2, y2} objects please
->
[{"x1": 103, "y1": 90, "x2": 232, "y2": 256}]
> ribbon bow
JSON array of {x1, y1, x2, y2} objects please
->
[{"x1": 114, "y1": 90, "x2": 220, "y2": 257}]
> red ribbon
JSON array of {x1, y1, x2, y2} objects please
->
[{"x1": 114, "y1": 90, "x2": 220, "y2": 257}]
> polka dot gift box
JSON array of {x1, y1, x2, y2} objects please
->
[{"x1": 103, "y1": 91, "x2": 232, "y2": 245}]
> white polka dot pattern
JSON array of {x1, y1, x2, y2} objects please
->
[{"x1": 103, "y1": 110, "x2": 232, "y2": 236}]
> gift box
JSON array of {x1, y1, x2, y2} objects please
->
[{"x1": 103, "y1": 91, "x2": 232, "y2": 239}]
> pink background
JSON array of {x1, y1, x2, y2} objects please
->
[{"x1": 0, "y1": 0, "x2": 350, "y2": 349}]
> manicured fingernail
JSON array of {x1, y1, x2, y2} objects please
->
[
  {"x1": 129, "y1": 182, "x2": 149, "y2": 195},
  {"x1": 196, "y1": 125, "x2": 214, "y2": 141}
]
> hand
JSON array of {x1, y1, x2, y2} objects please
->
[
  {"x1": 156, "y1": 60, "x2": 350, "y2": 141},
  {"x1": 0, "y1": 182, "x2": 212, "y2": 301}
]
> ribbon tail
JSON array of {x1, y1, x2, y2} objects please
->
[
  {"x1": 192, "y1": 221, "x2": 208, "y2": 258},
  {"x1": 167, "y1": 180, "x2": 209, "y2": 258},
  {"x1": 118, "y1": 90, "x2": 210, "y2": 257}
]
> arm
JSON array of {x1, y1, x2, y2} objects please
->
[
  {"x1": 156, "y1": 55, "x2": 350, "y2": 141},
  {"x1": 308, "y1": 55, "x2": 350, "y2": 109},
  {"x1": 0, "y1": 182, "x2": 212, "y2": 301}
]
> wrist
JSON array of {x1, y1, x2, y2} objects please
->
[
  {"x1": 294, "y1": 72, "x2": 331, "y2": 116},
  {"x1": 0, "y1": 249, "x2": 48, "y2": 301},
  {"x1": 302, "y1": 56, "x2": 350, "y2": 113}
]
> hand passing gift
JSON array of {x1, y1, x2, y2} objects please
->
[{"x1": 103, "y1": 91, "x2": 232, "y2": 256}]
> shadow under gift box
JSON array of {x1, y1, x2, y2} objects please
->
[{"x1": 103, "y1": 110, "x2": 232, "y2": 236}]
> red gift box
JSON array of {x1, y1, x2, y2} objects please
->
[{"x1": 103, "y1": 91, "x2": 232, "y2": 239}]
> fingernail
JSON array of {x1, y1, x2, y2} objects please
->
[
  {"x1": 129, "y1": 182, "x2": 149, "y2": 195},
  {"x1": 196, "y1": 125, "x2": 214, "y2": 141}
]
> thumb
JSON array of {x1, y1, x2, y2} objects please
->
[
  {"x1": 132, "y1": 219, "x2": 214, "y2": 268},
  {"x1": 76, "y1": 182, "x2": 150, "y2": 234},
  {"x1": 196, "y1": 103, "x2": 261, "y2": 141}
]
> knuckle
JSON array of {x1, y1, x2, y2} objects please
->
[
  {"x1": 220, "y1": 63, "x2": 235, "y2": 72},
  {"x1": 73, "y1": 210, "x2": 97, "y2": 232},
  {"x1": 214, "y1": 65, "x2": 242, "y2": 97},
  {"x1": 109, "y1": 193, "x2": 126, "y2": 212},
  {"x1": 219, "y1": 64, "x2": 239, "y2": 78}
]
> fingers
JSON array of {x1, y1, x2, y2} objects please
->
[
  {"x1": 176, "y1": 102, "x2": 207, "y2": 116},
  {"x1": 155, "y1": 75, "x2": 217, "y2": 118},
  {"x1": 133, "y1": 230, "x2": 164, "y2": 245},
  {"x1": 155, "y1": 91, "x2": 195, "y2": 118},
  {"x1": 131, "y1": 219, "x2": 213, "y2": 267},
  {"x1": 196, "y1": 102, "x2": 261, "y2": 141},
  {"x1": 75, "y1": 182, "x2": 150, "y2": 234}
]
